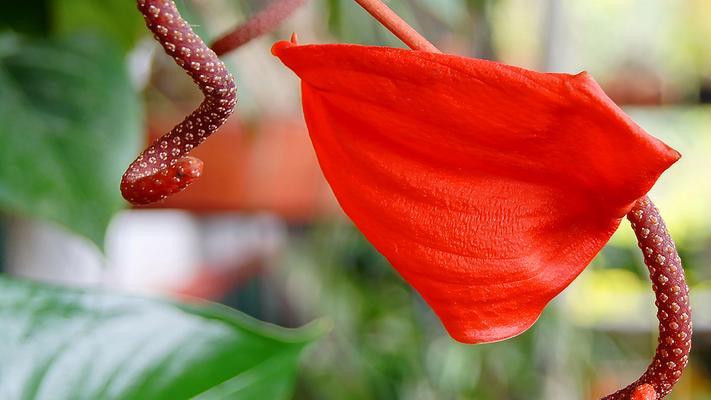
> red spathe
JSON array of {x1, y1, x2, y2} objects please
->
[{"x1": 273, "y1": 41, "x2": 680, "y2": 344}]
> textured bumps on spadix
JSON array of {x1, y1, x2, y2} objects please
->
[
  {"x1": 603, "y1": 198, "x2": 691, "y2": 400},
  {"x1": 122, "y1": 0, "x2": 237, "y2": 205},
  {"x1": 273, "y1": 41, "x2": 680, "y2": 344}
]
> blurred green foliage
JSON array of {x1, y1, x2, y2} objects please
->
[
  {"x1": 0, "y1": 32, "x2": 141, "y2": 249},
  {"x1": 0, "y1": 0, "x2": 146, "y2": 249}
]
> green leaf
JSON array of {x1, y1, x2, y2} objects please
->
[
  {"x1": 0, "y1": 33, "x2": 142, "y2": 249},
  {"x1": 51, "y1": 0, "x2": 146, "y2": 53},
  {"x1": 0, "y1": 275, "x2": 323, "y2": 400}
]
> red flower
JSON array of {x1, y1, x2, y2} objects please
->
[{"x1": 272, "y1": 41, "x2": 679, "y2": 344}]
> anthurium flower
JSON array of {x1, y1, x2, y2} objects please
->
[{"x1": 272, "y1": 40, "x2": 679, "y2": 344}]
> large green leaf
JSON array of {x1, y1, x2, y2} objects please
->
[
  {"x1": 0, "y1": 275, "x2": 322, "y2": 400},
  {"x1": 0, "y1": 33, "x2": 141, "y2": 249}
]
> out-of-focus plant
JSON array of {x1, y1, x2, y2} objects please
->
[
  {"x1": 0, "y1": 1, "x2": 320, "y2": 399},
  {"x1": 0, "y1": 0, "x2": 143, "y2": 249}
]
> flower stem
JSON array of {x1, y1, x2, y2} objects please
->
[
  {"x1": 352, "y1": 0, "x2": 440, "y2": 53},
  {"x1": 604, "y1": 197, "x2": 692, "y2": 399},
  {"x1": 211, "y1": 0, "x2": 306, "y2": 56}
]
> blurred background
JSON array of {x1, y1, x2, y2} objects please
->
[{"x1": 1, "y1": 0, "x2": 710, "y2": 399}]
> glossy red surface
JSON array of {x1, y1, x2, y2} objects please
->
[{"x1": 273, "y1": 40, "x2": 680, "y2": 344}]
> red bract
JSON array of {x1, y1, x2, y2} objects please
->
[{"x1": 272, "y1": 41, "x2": 680, "y2": 344}]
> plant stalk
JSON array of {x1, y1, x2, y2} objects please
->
[{"x1": 352, "y1": 0, "x2": 440, "y2": 52}]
